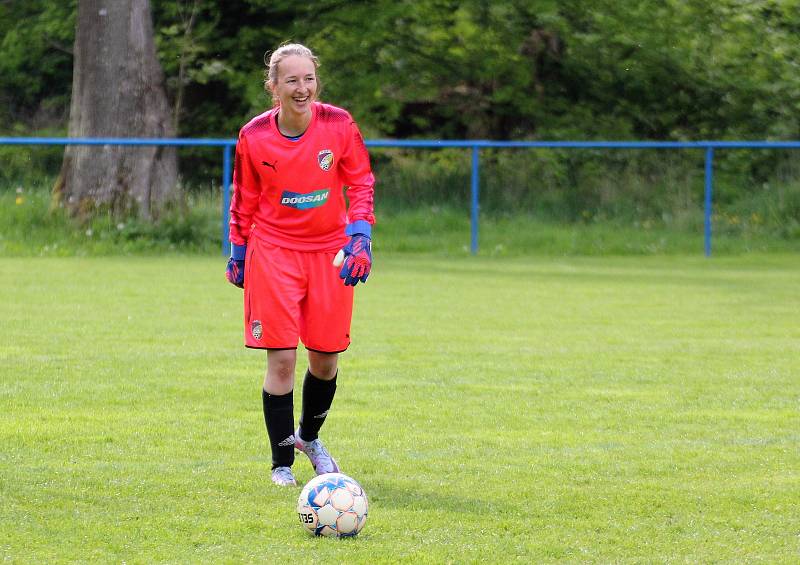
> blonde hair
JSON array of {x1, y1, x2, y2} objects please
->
[{"x1": 264, "y1": 43, "x2": 321, "y2": 105}]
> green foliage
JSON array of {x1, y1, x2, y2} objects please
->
[
  {"x1": 3, "y1": 1, "x2": 800, "y2": 217},
  {"x1": 6, "y1": 0, "x2": 800, "y2": 141},
  {"x1": 0, "y1": 185, "x2": 220, "y2": 256},
  {"x1": 2, "y1": 183, "x2": 798, "y2": 257},
  {"x1": 0, "y1": 1, "x2": 75, "y2": 130},
  {"x1": 0, "y1": 141, "x2": 64, "y2": 186}
]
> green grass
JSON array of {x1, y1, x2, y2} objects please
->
[
  {"x1": 1, "y1": 254, "x2": 799, "y2": 563},
  {"x1": 0, "y1": 188, "x2": 221, "y2": 256},
  {"x1": 2, "y1": 186, "x2": 799, "y2": 257},
  {"x1": 377, "y1": 207, "x2": 800, "y2": 256}
]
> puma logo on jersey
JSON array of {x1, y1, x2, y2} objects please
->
[
  {"x1": 261, "y1": 160, "x2": 277, "y2": 171},
  {"x1": 278, "y1": 434, "x2": 295, "y2": 447},
  {"x1": 280, "y1": 189, "x2": 330, "y2": 210}
]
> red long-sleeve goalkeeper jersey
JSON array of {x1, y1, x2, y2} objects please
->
[{"x1": 229, "y1": 102, "x2": 375, "y2": 252}]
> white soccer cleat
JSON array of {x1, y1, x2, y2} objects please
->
[
  {"x1": 271, "y1": 466, "x2": 297, "y2": 487},
  {"x1": 295, "y1": 429, "x2": 340, "y2": 475}
]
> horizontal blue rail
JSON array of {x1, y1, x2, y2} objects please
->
[
  {"x1": 368, "y1": 139, "x2": 800, "y2": 149},
  {"x1": 0, "y1": 137, "x2": 236, "y2": 147},
  {"x1": 2, "y1": 136, "x2": 799, "y2": 256},
  {"x1": 6, "y1": 137, "x2": 800, "y2": 149}
]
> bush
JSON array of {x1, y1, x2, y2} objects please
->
[{"x1": 0, "y1": 184, "x2": 220, "y2": 256}]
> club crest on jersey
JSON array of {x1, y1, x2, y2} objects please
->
[
  {"x1": 317, "y1": 149, "x2": 334, "y2": 171},
  {"x1": 280, "y1": 189, "x2": 330, "y2": 210},
  {"x1": 251, "y1": 320, "x2": 263, "y2": 340}
]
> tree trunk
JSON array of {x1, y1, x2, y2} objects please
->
[{"x1": 56, "y1": 0, "x2": 178, "y2": 221}]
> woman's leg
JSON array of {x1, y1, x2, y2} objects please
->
[{"x1": 263, "y1": 349, "x2": 298, "y2": 484}]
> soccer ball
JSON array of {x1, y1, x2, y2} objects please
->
[{"x1": 297, "y1": 472, "x2": 369, "y2": 537}]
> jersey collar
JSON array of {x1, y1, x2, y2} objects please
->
[{"x1": 271, "y1": 103, "x2": 317, "y2": 146}]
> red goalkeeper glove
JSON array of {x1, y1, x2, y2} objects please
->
[
  {"x1": 335, "y1": 221, "x2": 372, "y2": 286},
  {"x1": 225, "y1": 243, "x2": 246, "y2": 288}
]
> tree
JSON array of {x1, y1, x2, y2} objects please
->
[{"x1": 55, "y1": 0, "x2": 177, "y2": 220}]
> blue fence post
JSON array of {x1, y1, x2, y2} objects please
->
[
  {"x1": 470, "y1": 145, "x2": 480, "y2": 255},
  {"x1": 222, "y1": 144, "x2": 232, "y2": 256},
  {"x1": 704, "y1": 146, "x2": 714, "y2": 257}
]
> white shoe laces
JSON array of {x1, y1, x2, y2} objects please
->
[
  {"x1": 307, "y1": 439, "x2": 327, "y2": 458},
  {"x1": 303, "y1": 438, "x2": 337, "y2": 472}
]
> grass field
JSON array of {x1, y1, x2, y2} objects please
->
[{"x1": 1, "y1": 253, "x2": 799, "y2": 563}]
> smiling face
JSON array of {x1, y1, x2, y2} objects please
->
[{"x1": 270, "y1": 54, "x2": 318, "y2": 118}]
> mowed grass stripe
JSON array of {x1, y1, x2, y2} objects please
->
[{"x1": 1, "y1": 254, "x2": 798, "y2": 563}]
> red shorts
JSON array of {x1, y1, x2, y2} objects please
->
[{"x1": 243, "y1": 238, "x2": 354, "y2": 352}]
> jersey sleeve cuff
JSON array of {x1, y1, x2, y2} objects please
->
[
  {"x1": 231, "y1": 243, "x2": 247, "y2": 260},
  {"x1": 345, "y1": 220, "x2": 372, "y2": 238}
]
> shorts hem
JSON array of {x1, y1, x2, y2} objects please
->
[
  {"x1": 245, "y1": 345, "x2": 299, "y2": 351},
  {"x1": 305, "y1": 345, "x2": 350, "y2": 354}
]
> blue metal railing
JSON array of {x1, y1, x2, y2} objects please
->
[{"x1": 3, "y1": 136, "x2": 800, "y2": 256}]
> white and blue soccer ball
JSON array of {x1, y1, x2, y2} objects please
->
[{"x1": 297, "y1": 472, "x2": 369, "y2": 537}]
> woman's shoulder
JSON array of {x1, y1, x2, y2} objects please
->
[
  {"x1": 313, "y1": 102, "x2": 353, "y2": 125},
  {"x1": 239, "y1": 108, "x2": 277, "y2": 138}
]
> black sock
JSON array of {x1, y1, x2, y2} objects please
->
[
  {"x1": 262, "y1": 389, "x2": 295, "y2": 470},
  {"x1": 299, "y1": 369, "x2": 337, "y2": 442}
]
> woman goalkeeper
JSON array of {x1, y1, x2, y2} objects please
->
[{"x1": 225, "y1": 43, "x2": 375, "y2": 487}]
